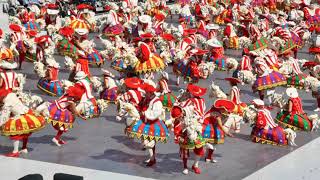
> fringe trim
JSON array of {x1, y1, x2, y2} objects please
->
[
  {"x1": 204, "y1": 138, "x2": 225, "y2": 144},
  {"x1": 125, "y1": 130, "x2": 168, "y2": 143},
  {"x1": 179, "y1": 141, "x2": 206, "y2": 149},
  {"x1": 256, "y1": 81, "x2": 287, "y2": 91},
  {"x1": 134, "y1": 67, "x2": 166, "y2": 74},
  {"x1": 275, "y1": 119, "x2": 300, "y2": 131},
  {"x1": 47, "y1": 119, "x2": 74, "y2": 129},
  {"x1": 37, "y1": 84, "x2": 59, "y2": 97},
  {"x1": 1, "y1": 125, "x2": 45, "y2": 136},
  {"x1": 251, "y1": 136, "x2": 287, "y2": 146}
]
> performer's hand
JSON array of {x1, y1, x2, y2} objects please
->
[
  {"x1": 179, "y1": 137, "x2": 184, "y2": 143},
  {"x1": 227, "y1": 132, "x2": 234, "y2": 138}
]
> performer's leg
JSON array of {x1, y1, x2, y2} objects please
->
[
  {"x1": 21, "y1": 135, "x2": 29, "y2": 153},
  {"x1": 258, "y1": 90, "x2": 264, "y2": 100},
  {"x1": 182, "y1": 149, "x2": 189, "y2": 175},
  {"x1": 315, "y1": 98, "x2": 320, "y2": 111},
  {"x1": 176, "y1": 76, "x2": 180, "y2": 85},
  {"x1": 52, "y1": 130, "x2": 64, "y2": 146},
  {"x1": 143, "y1": 140, "x2": 156, "y2": 166},
  {"x1": 205, "y1": 143, "x2": 217, "y2": 163},
  {"x1": 6, "y1": 140, "x2": 20, "y2": 157},
  {"x1": 192, "y1": 155, "x2": 201, "y2": 174},
  {"x1": 192, "y1": 147, "x2": 204, "y2": 174},
  {"x1": 266, "y1": 89, "x2": 275, "y2": 106}
]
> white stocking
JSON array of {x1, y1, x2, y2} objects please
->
[
  {"x1": 143, "y1": 140, "x2": 155, "y2": 161},
  {"x1": 266, "y1": 89, "x2": 275, "y2": 105},
  {"x1": 13, "y1": 140, "x2": 20, "y2": 153},
  {"x1": 193, "y1": 155, "x2": 200, "y2": 167},
  {"x1": 205, "y1": 143, "x2": 214, "y2": 150},
  {"x1": 176, "y1": 76, "x2": 180, "y2": 85}
]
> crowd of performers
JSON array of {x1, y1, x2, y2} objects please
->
[{"x1": 2, "y1": 0, "x2": 320, "y2": 175}]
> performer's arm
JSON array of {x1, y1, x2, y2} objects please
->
[{"x1": 288, "y1": 99, "x2": 293, "y2": 113}]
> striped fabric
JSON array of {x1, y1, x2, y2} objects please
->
[
  {"x1": 0, "y1": 48, "x2": 14, "y2": 60},
  {"x1": 248, "y1": 37, "x2": 268, "y2": 51},
  {"x1": 37, "y1": 78, "x2": 64, "y2": 97},
  {"x1": 1, "y1": 110, "x2": 46, "y2": 136},
  {"x1": 111, "y1": 58, "x2": 134, "y2": 72},
  {"x1": 276, "y1": 111, "x2": 312, "y2": 131},
  {"x1": 202, "y1": 116, "x2": 225, "y2": 144},
  {"x1": 251, "y1": 126, "x2": 288, "y2": 146},
  {"x1": 174, "y1": 60, "x2": 198, "y2": 82},
  {"x1": 69, "y1": 19, "x2": 90, "y2": 31},
  {"x1": 87, "y1": 49, "x2": 104, "y2": 66},
  {"x1": 159, "y1": 93, "x2": 176, "y2": 110},
  {"x1": 23, "y1": 21, "x2": 41, "y2": 31},
  {"x1": 126, "y1": 119, "x2": 169, "y2": 143},
  {"x1": 100, "y1": 87, "x2": 118, "y2": 102},
  {"x1": 134, "y1": 55, "x2": 165, "y2": 74},
  {"x1": 56, "y1": 38, "x2": 78, "y2": 58},
  {"x1": 253, "y1": 71, "x2": 287, "y2": 91},
  {"x1": 48, "y1": 103, "x2": 75, "y2": 128}
]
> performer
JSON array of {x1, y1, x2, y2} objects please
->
[
  {"x1": 102, "y1": 5, "x2": 124, "y2": 36},
  {"x1": 280, "y1": 48, "x2": 307, "y2": 89},
  {"x1": 44, "y1": 3, "x2": 61, "y2": 35},
  {"x1": 225, "y1": 77, "x2": 247, "y2": 116},
  {"x1": 158, "y1": 71, "x2": 177, "y2": 110},
  {"x1": 202, "y1": 99, "x2": 235, "y2": 163},
  {"x1": 37, "y1": 58, "x2": 64, "y2": 97},
  {"x1": 117, "y1": 77, "x2": 144, "y2": 108},
  {"x1": 46, "y1": 85, "x2": 87, "y2": 146},
  {"x1": 100, "y1": 69, "x2": 118, "y2": 103},
  {"x1": 276, "y1": 88, "x2": 312, "y2": 131},
  {"x1": 251, "y1": 99, "x2": 288, "y2": 146},
  {"x1": 170, "y1": 105, "x2": 206, "y2": 175},
  {"x1": 253, "y1": 59, "x2": 287, "y2": 105},
  {"x1": 69, "y1": 52, "x2": 91, "y2": 81},
  {"x1": 74, "y1": 71, "x2": 100, "y2": 118},
  {"x1": 207, "y1": 38, "x2": 227, "y2": 71},
  {"x1": 0, "y1": 53, "x2": 45, "y2": 157},
  {"x1": 35, "y1": 35, "x2": 51, "y2": 64},
  {"x1": 126, "y1": 83, "x2": 169, "y2": 167},
  {"x1": 9, "y1": 24, "x2": 27, "y2": 70},
  {"x1": 180, "y1": 84, "x2": 207, "y2": 122}
]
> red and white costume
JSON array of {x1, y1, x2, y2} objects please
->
[{"x1": 0, "y1": 70, "x2": 18, "y2": 101}]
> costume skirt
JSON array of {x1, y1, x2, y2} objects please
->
[
  {"x1": 287, "y1": 73, "x2": 307, "y2": 89},
  {"x1": 251, "y1": 126, "x2": 288, "y2": 146},
  {"x1": 253, "y1": 71, "x2": 287, "y2": 91},
  {"x1": 227, "y1": 37, "x2": 239, "y2": 49},
  {"x1": 276, "y1": 111, "x2": 312, "y2": 131},
  {"x1": 87, "y1": 49, "x2": 104, "y2": 66},
  {"x1": 1, "y1": 110, "x2": 46, "y2": 136},
  {"x1": 173, "y1": 61, "x2": 199, "y2": 82},
  {"x1": 100, "y1": 87, "x2": 118, "y2": 102},
  {"x1": 208, "y1": 57, "x2": 227, "y2": 71},
  {"x1": 202, "y1": 117, "x2": 225, "y2": 144},
  {"x1": 37, "y1": 78, "x2": 64, "y2": 97},
  {"x1": 25, "y1": 52, "x2": 36, "y2": 62},
  {"x1": 126, "y1": 119, "x2": 169, "y2": 143},
  {"x1": 48, "y1": 103, "x2": 75, "y2": 128},
  {"x1": 102, "y1": 24, "x2": 124, "y2": 36},
  {"x1": 56, "y1": 39, "x2": 78, "y2": 58},
  {"x1": 23, "y1": 21, "x2": 41, "y2": 31},
  {"x1": 159, "y1": 93, "x2": 177, "y2": 110},
  {"x1": 179, "y1": 134, "x2": 206, "y2": 150},
  {"x1": 134, "y1": 55, "x2": 165, "y2": 74},
  {"x1": 111, "y1": 58, "x2": 134, "y2": 72}
]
